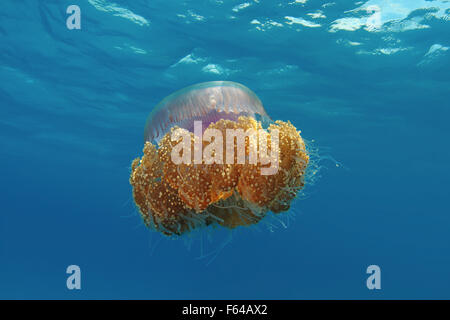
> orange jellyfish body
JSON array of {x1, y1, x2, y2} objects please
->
[{"x1": 129, "y1": 81, "x2": 309, "y2": 236}]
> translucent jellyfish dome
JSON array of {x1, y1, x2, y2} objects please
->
[
  {"x1": 144, "y1": 81, "x2": 270, "y2": 143},
  {"x1": 130, "y1": 81, "x2": 309, "y2": 236}
]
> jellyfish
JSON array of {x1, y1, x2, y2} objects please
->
[{"x1": 129, "y1": 81, "x2": 309, "y2": 236}]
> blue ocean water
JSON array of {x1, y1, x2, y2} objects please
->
[{"x1": 1, "y1": 0, "x2": 449, "y2": 299}]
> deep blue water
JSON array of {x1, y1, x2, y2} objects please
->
[{"x1": 1, "y1": 0, "x2": 449, "y2": 299}]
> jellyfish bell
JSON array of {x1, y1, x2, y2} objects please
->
[
  {"x1": 130, "y1": 81, "x2": 310, "y2": 236},
  {"x1": 144, "y1": 81, "x2": 271, "y2": 144}
]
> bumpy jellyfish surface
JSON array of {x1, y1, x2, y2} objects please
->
[{"x1": 130, "y1": 81, "x2": 309, "y2": 236}]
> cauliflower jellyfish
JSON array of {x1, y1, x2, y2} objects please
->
[{"x1": 129, "y1": 81, "x2": 309, "y2": 236}]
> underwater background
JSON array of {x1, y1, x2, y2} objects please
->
[{"x1": 1, "y1": 0, "x2": 449, "y2": 299}]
